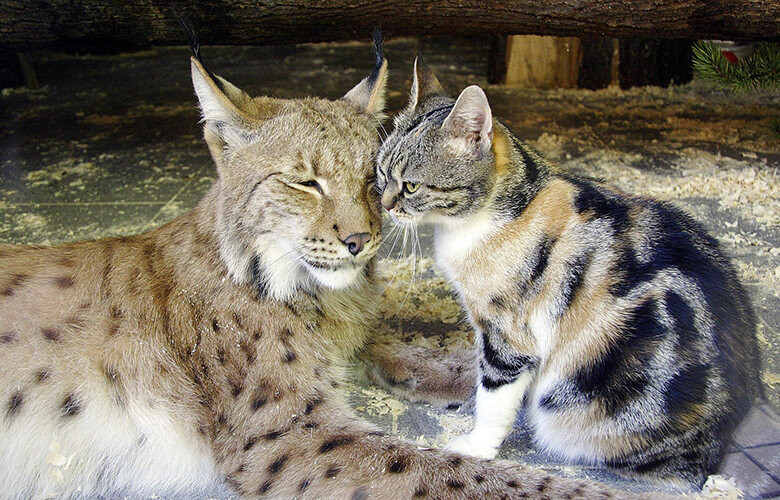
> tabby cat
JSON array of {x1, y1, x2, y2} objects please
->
[
  {"x1": 0, "y1": 35, "x2": 628, "y2": 498},
  {"x1": 375, "y1": 59, "x2": 760, "y2": 487}
]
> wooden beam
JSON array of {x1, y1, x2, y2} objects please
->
[
  {"x1": 0, "y1": 1, "x2": 777, "y2": 51},
  {"x1": 618, "y1": 39, "x2": 693, "y2": 89},
  {"x1": 503, "y1": 36, "x2": 582, "y2": 89},
  {"x1": 577, "y1": 38, "x2": 616, "y2": 90}
]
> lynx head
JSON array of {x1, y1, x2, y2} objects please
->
[
  {"x1": 189, "y1": 38, "x2": 387, "y2": 299},
  {"x1": 376, "y1": 58, "x2": 496, "y2": 227}
]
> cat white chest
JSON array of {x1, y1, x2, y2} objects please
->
[{"x1": 433, "y1": 212, "x2": 498, "y2": 280}]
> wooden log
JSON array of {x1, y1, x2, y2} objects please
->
[
  {"x1": 618, "y1": 39, "x2": 693, "y2": 89},
  {"x1": 487, "y1": 35, "x2": 508, "y2": 85},
  {"x1": 16, "y1": 53, "x2": 39, "y2": 89},
  {"x1": 0, "y1": 1, "x2": 778, "y2": 51},
  {"x1": 502, "y1": 36, "x2": 582, "y2": 89},
  {"x1": 577, "y1": 38, "x2": 616, "y2": 90}
]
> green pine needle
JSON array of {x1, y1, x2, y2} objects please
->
[{"x1": 692, "y1": 41, "x2": 779, "y2": 93}]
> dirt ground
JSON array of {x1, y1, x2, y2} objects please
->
[{"x1": 0, "y1": 36, "x2": 777, "y2": 497}]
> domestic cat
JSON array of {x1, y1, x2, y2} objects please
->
[
  {"x1": 375, "y1": 59, "x2": 760, "y2": 486},
  {"x1": 0, "y1": 34, "x2": 628, "y2": 498}
]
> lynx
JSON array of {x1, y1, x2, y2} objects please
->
[{"x1": 0, "y1": 35, "x2": 628, "y2": 498}]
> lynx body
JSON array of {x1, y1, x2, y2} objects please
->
[{"x1": 0, "y1": 39, "x2": 627, "y2": 498}]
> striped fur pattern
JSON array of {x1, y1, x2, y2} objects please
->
[
  {"x1": 0, "y1": 48, "x2": 631, "y2": 498},
  {"x1": 376, "y1": 59, "x2": 760, "y2": 487}
]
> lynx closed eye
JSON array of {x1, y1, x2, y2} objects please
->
[{"x1": 297, "y1": 179, "x2": 322, "y2": 191}]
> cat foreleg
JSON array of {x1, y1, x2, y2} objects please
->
[{"x1": 445, "y1": 372, "x2": 533, "y2": 459}]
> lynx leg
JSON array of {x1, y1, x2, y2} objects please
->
[
  {"x1": 213, "y1": 389, "x2": 630, "y2": 499},
  {"x1": 361, "y1": 334, "x2": 477, "y2": 407}
]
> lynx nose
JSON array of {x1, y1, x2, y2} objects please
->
[{"x1": 342, "y1": 233, "x2": 371, "y2": 256}]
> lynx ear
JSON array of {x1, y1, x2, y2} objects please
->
[
  {"x1": 408, "y1": 56, "x2": 445, "y2": 110},
  {"x1": 343, "y1": 30, "x2": 388, "y2": 119},
  {"x1": 181, "y1": 14, "x2": 255, "y2": 128},
  {"x1": 182, "y1": 16, "x2": 279, "y2": 170},
  {"x1": 190, "y1": 57, "x2": 254, "y2": 127},
  {"x1": 191, "y1": 58, "x2": 261, "y2": 168},
  {"x1": 191, "y1": 58, "x2": 280, "y2": 172},
  {"x1": 442, "y1": 85, "x2": 493, "y2": 152}
]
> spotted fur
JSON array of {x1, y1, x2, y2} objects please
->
[
  {"x1": 376, "y1": 59, "x2": 760, "y2": 488},
  {"x1": 0, "y1": 44, "x2": 629, "y2": 498}
]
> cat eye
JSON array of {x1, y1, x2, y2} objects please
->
[{"x1": 403, "y1": 181, "x2": 421, "y2": 194}]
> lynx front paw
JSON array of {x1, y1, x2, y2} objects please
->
[{"x1": 444, "y1": 433, "x2": 499, "y2": 459}]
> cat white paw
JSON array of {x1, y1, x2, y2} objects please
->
[{"x1": 444, "y1": 433, "x2": 499, "y2": 459}]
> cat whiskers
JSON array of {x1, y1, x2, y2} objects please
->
[
  {"x1": 376, "y1": 120, "x2": 389, "y2": 141},
  {"x1": 399, "y1": 222, "x2": 422, "y2": 311},
  {"x1": 378, "y1": 223, "x2": 408, "y2": 295},
  {"x1": 380, "y1": 222, "x2": 404, "y2": 260},
  {"x1": 377, "y1": 218, "x2": 421, "y2": 312}
]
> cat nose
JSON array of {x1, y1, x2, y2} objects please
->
[
  {"x1": 342, "y1": 233, "x2": 371, "y2": 256},
  {"x1": 381, "y1": 192, "x2": 396, "y2": 211}
]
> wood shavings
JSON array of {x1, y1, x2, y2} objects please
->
[
  {"x1": 376, "y1": 256, "x2": 462, "y2": 324},
  {"x1": 433, "y1": 412, "x2": 474, "y2": 447},
  {"x1": 24, "y1": 159, "x2": 98, "y2": 186},
  {"x1": 762, "y1": 372, "x2": 780, "y2": 389},
  {"x1": 46, "y1": 440, "x2": 74, "y2": 490},
  {"x1": 532, "y1": 132, "x2": 566, "y2": 160},
  {"x1": 701, "y1": 475, "x2": 744, "y2": 499},
  {"x1": 407, "y1": 329, "x2": 471, "y2": 352},
  {"x1": 358, "y1": 386, "x2": 407, "y2": 434},
  {"x1": 414, "y1": 434, "x2": 436, "y2": 448},
  {"x1": 571, "y1": 149, "x2": 779, "y2": 227}
]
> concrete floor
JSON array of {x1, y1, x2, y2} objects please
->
[{"x1": 1, "y1": 37, "x2": 778, "y2": 498}]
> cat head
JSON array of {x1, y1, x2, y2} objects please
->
[
  {"x1": 189, "y1": 38, "x2": 387, "y2": 297},
  {"x1": 376, "y1": 58, "x2": 496, "y2": 227}
]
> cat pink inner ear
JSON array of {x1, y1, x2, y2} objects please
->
[{"x1": 442, "y1": 85, "x2": 493, "y2": 146}]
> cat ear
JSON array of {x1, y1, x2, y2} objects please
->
[
  {"x1": 343, "y1": 30, "x2": 389, "y2": 119},
  {"x1": 408, "y1": 56, "x2": 445, "y2": 110},
  {"x1": 442, "y1": 85, "x2": 493, "y2": 151}
]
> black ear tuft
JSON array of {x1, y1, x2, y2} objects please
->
[
  {"x1": 342, "y1": 28, "x2": 388, "y2": 117},
  {"x1": 179, "y1": 14, "x2": 225, "y2": 91},
  {"x1": 372, "y1": 27, "x2": 384, "y2": 68},
  {"x1": 178, "y1": 14, "x2": 202, "y2": 61},
  {"x1": 369, "y1": 27, "x2": 385, "y2": 83}
]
